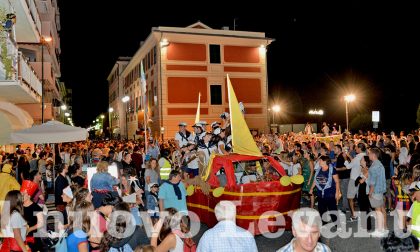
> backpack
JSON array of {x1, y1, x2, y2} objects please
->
[{"x1": 109, "y1": 244, "x2": 133, "y2": 252}]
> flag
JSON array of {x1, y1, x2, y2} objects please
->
[
  {"x1": 140, "y1": 62, "x2": 148, "y2": 151},
  {"x1": 227, "y1": 75, "x2": 262, "y2": 157},
  {"x1": 195, "y1": 92, "x2": 201, "y2": 124}
]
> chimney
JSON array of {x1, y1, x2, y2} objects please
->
[{"x1": 222, "y1": 26, "x2": 229, "y2": 30}]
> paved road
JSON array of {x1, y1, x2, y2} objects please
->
[{"x1": 192, "y1": 212, "x2": 394, "y2": 252}]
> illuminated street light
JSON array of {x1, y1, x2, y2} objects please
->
[
  {"x1": 122, "y1": 96, "x2": 130, "y2": 140},
  {"x1": 309, "y1": 109, "x2": 324, "y2": 115},
  {"x1": 100, "y1": 114, "x2": 105, "y2": 119},
  {"x1": 108, "y1": 107, "x2": 114, "y2": 113},
  {"x1": 344, "y1": 94, "x2": 356, "y2": 132},
  {"x1": 64, "y1": 112, "x2": 70, "y2": 117},
  {"x1": 60, "y1": 105, "x2": 67, "y2": 110},
  {"x1": 96, "y1": 119, "x2": 99, "y2": 122}
]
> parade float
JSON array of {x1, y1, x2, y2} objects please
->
[{"x1": 185, "y1": 75, "x2": 303, "y2": 235}]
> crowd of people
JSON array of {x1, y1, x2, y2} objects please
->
[{"x1": 1, "y1": 115, "x2": 420, "y2": 251}]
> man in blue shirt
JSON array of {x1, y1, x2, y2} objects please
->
[
  {"x1": 368, "y1": 147, "x2": 388, "y2": 237},
  {"x1": 197, "y1": 201, "x2": 257, "y2": 252},
  {"x1": 158, "y1": 170, "x2": 187, "y2": 214}
]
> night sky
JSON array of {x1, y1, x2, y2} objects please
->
[{"x1": 57, "y1": 1, "x2": 419, "y2": 131}]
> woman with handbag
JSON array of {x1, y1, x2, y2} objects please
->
[{"x1": 0, "y1": 190, "x2": 30, "y2": 252}]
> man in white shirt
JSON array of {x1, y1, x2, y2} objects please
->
[
  {"x1": 174, "y1": 122, "x2": 194, "y2": 149},
  {"x1": 344, "y1": 142, "x2": 367, "y2": 221},
  {"x1": 197, "y1": 201, "x2": 258, "y2": 252}
]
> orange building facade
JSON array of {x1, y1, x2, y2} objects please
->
[{"x1": 115, "y1": 22, "x2": 273, "y2": 140}]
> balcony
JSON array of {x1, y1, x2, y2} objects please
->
[
  {"x1": 11, "y1": 0, "x2": 42, "y2": 43},
  {"x1": 0, "y1": 37, "x2": 42, "y2": 103}
]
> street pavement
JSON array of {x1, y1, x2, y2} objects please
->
[{"x1": 192, "y1": 212, "x2": 395, "y2": 252}]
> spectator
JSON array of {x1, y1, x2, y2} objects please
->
[
  {"x1": 344, "y1": 142, "x2": 367, "y2": 222},
  {"x1": 147, "y1": 183, "x2": 160, "y2": 222},
  {"x1": 0, "y1": 164, "x2": 20, "y2": 205},
  {"x1": 276, "y1": 208, "x2": 331, "y2": 252},
  {"x1": 159, "y1": 170, "x2": 187, "y2": 214},
  {"x1": 158, "y1": 149, "x2": 172, "y2": 181},
  {"x1": 22, "y1": 180, "x2": 44, "y2": 252},
  {"x1": 150, "y1": 208, "x2": 185, "y2": 252},
  {"x1": 197, "y1": 201, "x2": 257, "y2": 252},
  {"x1": 71, "y1": 163, "x2": 85, "y2": 187},
  {"x1": 368, "y1": 148, "x2": 388, "y2": 237},
  {"x1": 90, "y1": 161, "x2": 119, "y2": 208},
  {"x1": 100, "y1": 202, "x2": 149, "y2": 251},
  {"x1": 309, "y1": 156, "x2": 340, "y2": 227},
  {"x1": 355, "y1": 156, "x2": 372, "y2": 231},
  {"x1": 1, "y1": 190, "x2": 28, "y2": 252},
  {"x1": 66, "y1": 201, "x2": 94, "y2": 252},
  {"x1": 55, "y1": 163, "x2": 70, "y2": 223}
]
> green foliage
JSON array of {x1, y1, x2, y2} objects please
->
[
  {"x1": 416, "y1": 104, "x2": 420, "y2": 127},
  {"x1": 0, "y1": 6, "x2": 14, "y2": 80}
]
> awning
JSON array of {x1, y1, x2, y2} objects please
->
[{"x1": 0, "y1": 101, "x2": 34, "y2": 144}]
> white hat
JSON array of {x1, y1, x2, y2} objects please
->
[
  {"x1": 220, "y1": 112, "x2": 229, "y2": 119},
  {"x1": 213, "y1": 127, "x2": 222, "y2": 135},
  {"x1": 148, "y1": 183, "x2": 159, "y2": 191},
  {"x1": 63, "y1": 186, "x2": 73, "y2": 199},
  {"x1": 178, "y1": 122, "x2": 187, "y2": 126},
  {"x1": 192, "y1": 123, "x2": 203, "y2": 128},
  {"x1": 198, "y1": 120, "x2": 208, "y2": 126},
  {"x1": 122, "y1": 193, "x2": 136, "y2": 204},
  {"x1": 211, "y1": 121, "x2": 220, "y2": 128}
]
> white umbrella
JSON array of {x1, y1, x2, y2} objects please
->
[{"x1": 10, "y1": 120, "x2": 88, "y2": 143}]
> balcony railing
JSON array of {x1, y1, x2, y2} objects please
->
[
  {"x1": 26, "y1": 0, "x2": 42, "y2": 37},
  {"x1": 18, "y1": 52, "x2": 42, "y2": 96}
]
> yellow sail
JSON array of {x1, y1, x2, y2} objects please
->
[
  {"x1": 227, "y1": 75, "x2": 262, "y2": 157},
  {"x1": 195, "y1": 92, "x2": 201, "y2": 124}
]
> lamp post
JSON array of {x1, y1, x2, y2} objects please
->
[
  {"x1": 272, "y1": 105, "x2": 281, "y2": 124},
  {"x1": 344, "y1": 94, "x2": 356, "y2": 133},
  {"x1": 109, "y1": 107, "x2": 114, "y2": 139},
  {"x1": 60, "y1": 104, "x2": 67, "y2": 123},
  {"x1": 40, "y1": 36, "x2": 52, "y2": 123},
  {"x1": 161, "y1": 127, "x2": 165, "y2": 142},
  {"x1": 122, "y1": 96, "x2": 130, "y2": 140}
]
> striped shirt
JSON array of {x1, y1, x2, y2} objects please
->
[{"x1": 277, "y1": 239, "x2": 331, "y2": 252}]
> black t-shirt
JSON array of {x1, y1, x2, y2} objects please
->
[
  {"x1": 380, "y1": 150, "x2": 391, "y2": 180},
  {"x1": 24, "y1": 202, "x2": 43, "y2": 237},
  {"x1": 335, "y1": 153, "x2": 350, "y2": 179},
  {"x1": 54, "y1": 174, "x2": 69, "y2": 206},
  {"x1": 409, "y1": 141, "x2": 416, "y2": 155}
]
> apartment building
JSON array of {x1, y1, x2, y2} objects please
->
[{"x1": 110, "y1": 22, "x2": 273, "y2": 140}]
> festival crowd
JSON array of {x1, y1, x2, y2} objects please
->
[{"x1": 1, "y1": 114, "x2": 420, "y2": 252}]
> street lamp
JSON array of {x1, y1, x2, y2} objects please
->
[
  {"x1": 108, "y1": 107, "x2": 114, "y2": 139},
  {"x1": 64, "y1": 112, "x2": 70, "y2": 117},
  {"x1": 271, "y1": 105, "x2": 281, "y2": 124},
  {"x1": 344, "y1": 94, "x2": 356, "y2": 133},
  {"x1": 122, "y1": 96, "x2": 130, "y2": 140},
  {"x1": 40, "y1": 36, "x2": 52, "y2": 123}
]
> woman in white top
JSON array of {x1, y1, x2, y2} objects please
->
[
  {"x1": 151, "y1": 208, "x2": 184, "y2": 252},
  {"x1": 1, "y1": 190, "x2": 29, "y2": 252},
  {"x1": 399, "y1": 140, "x2": 409, "y2": 165}
]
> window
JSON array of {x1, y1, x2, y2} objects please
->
[
  {"x1": 210, "y1": 85, "x2": 222, "y2": 105},
  {"x1": 209, "y1": 44, "x2": 221, "y2": 64}
]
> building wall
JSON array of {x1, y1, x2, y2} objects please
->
[
  {"x1": 117, "y1": 25, "x2": 271, "y2": 140},
  {"x1": 160, "y1": 37, "x2": 269, "y2": 139}
]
